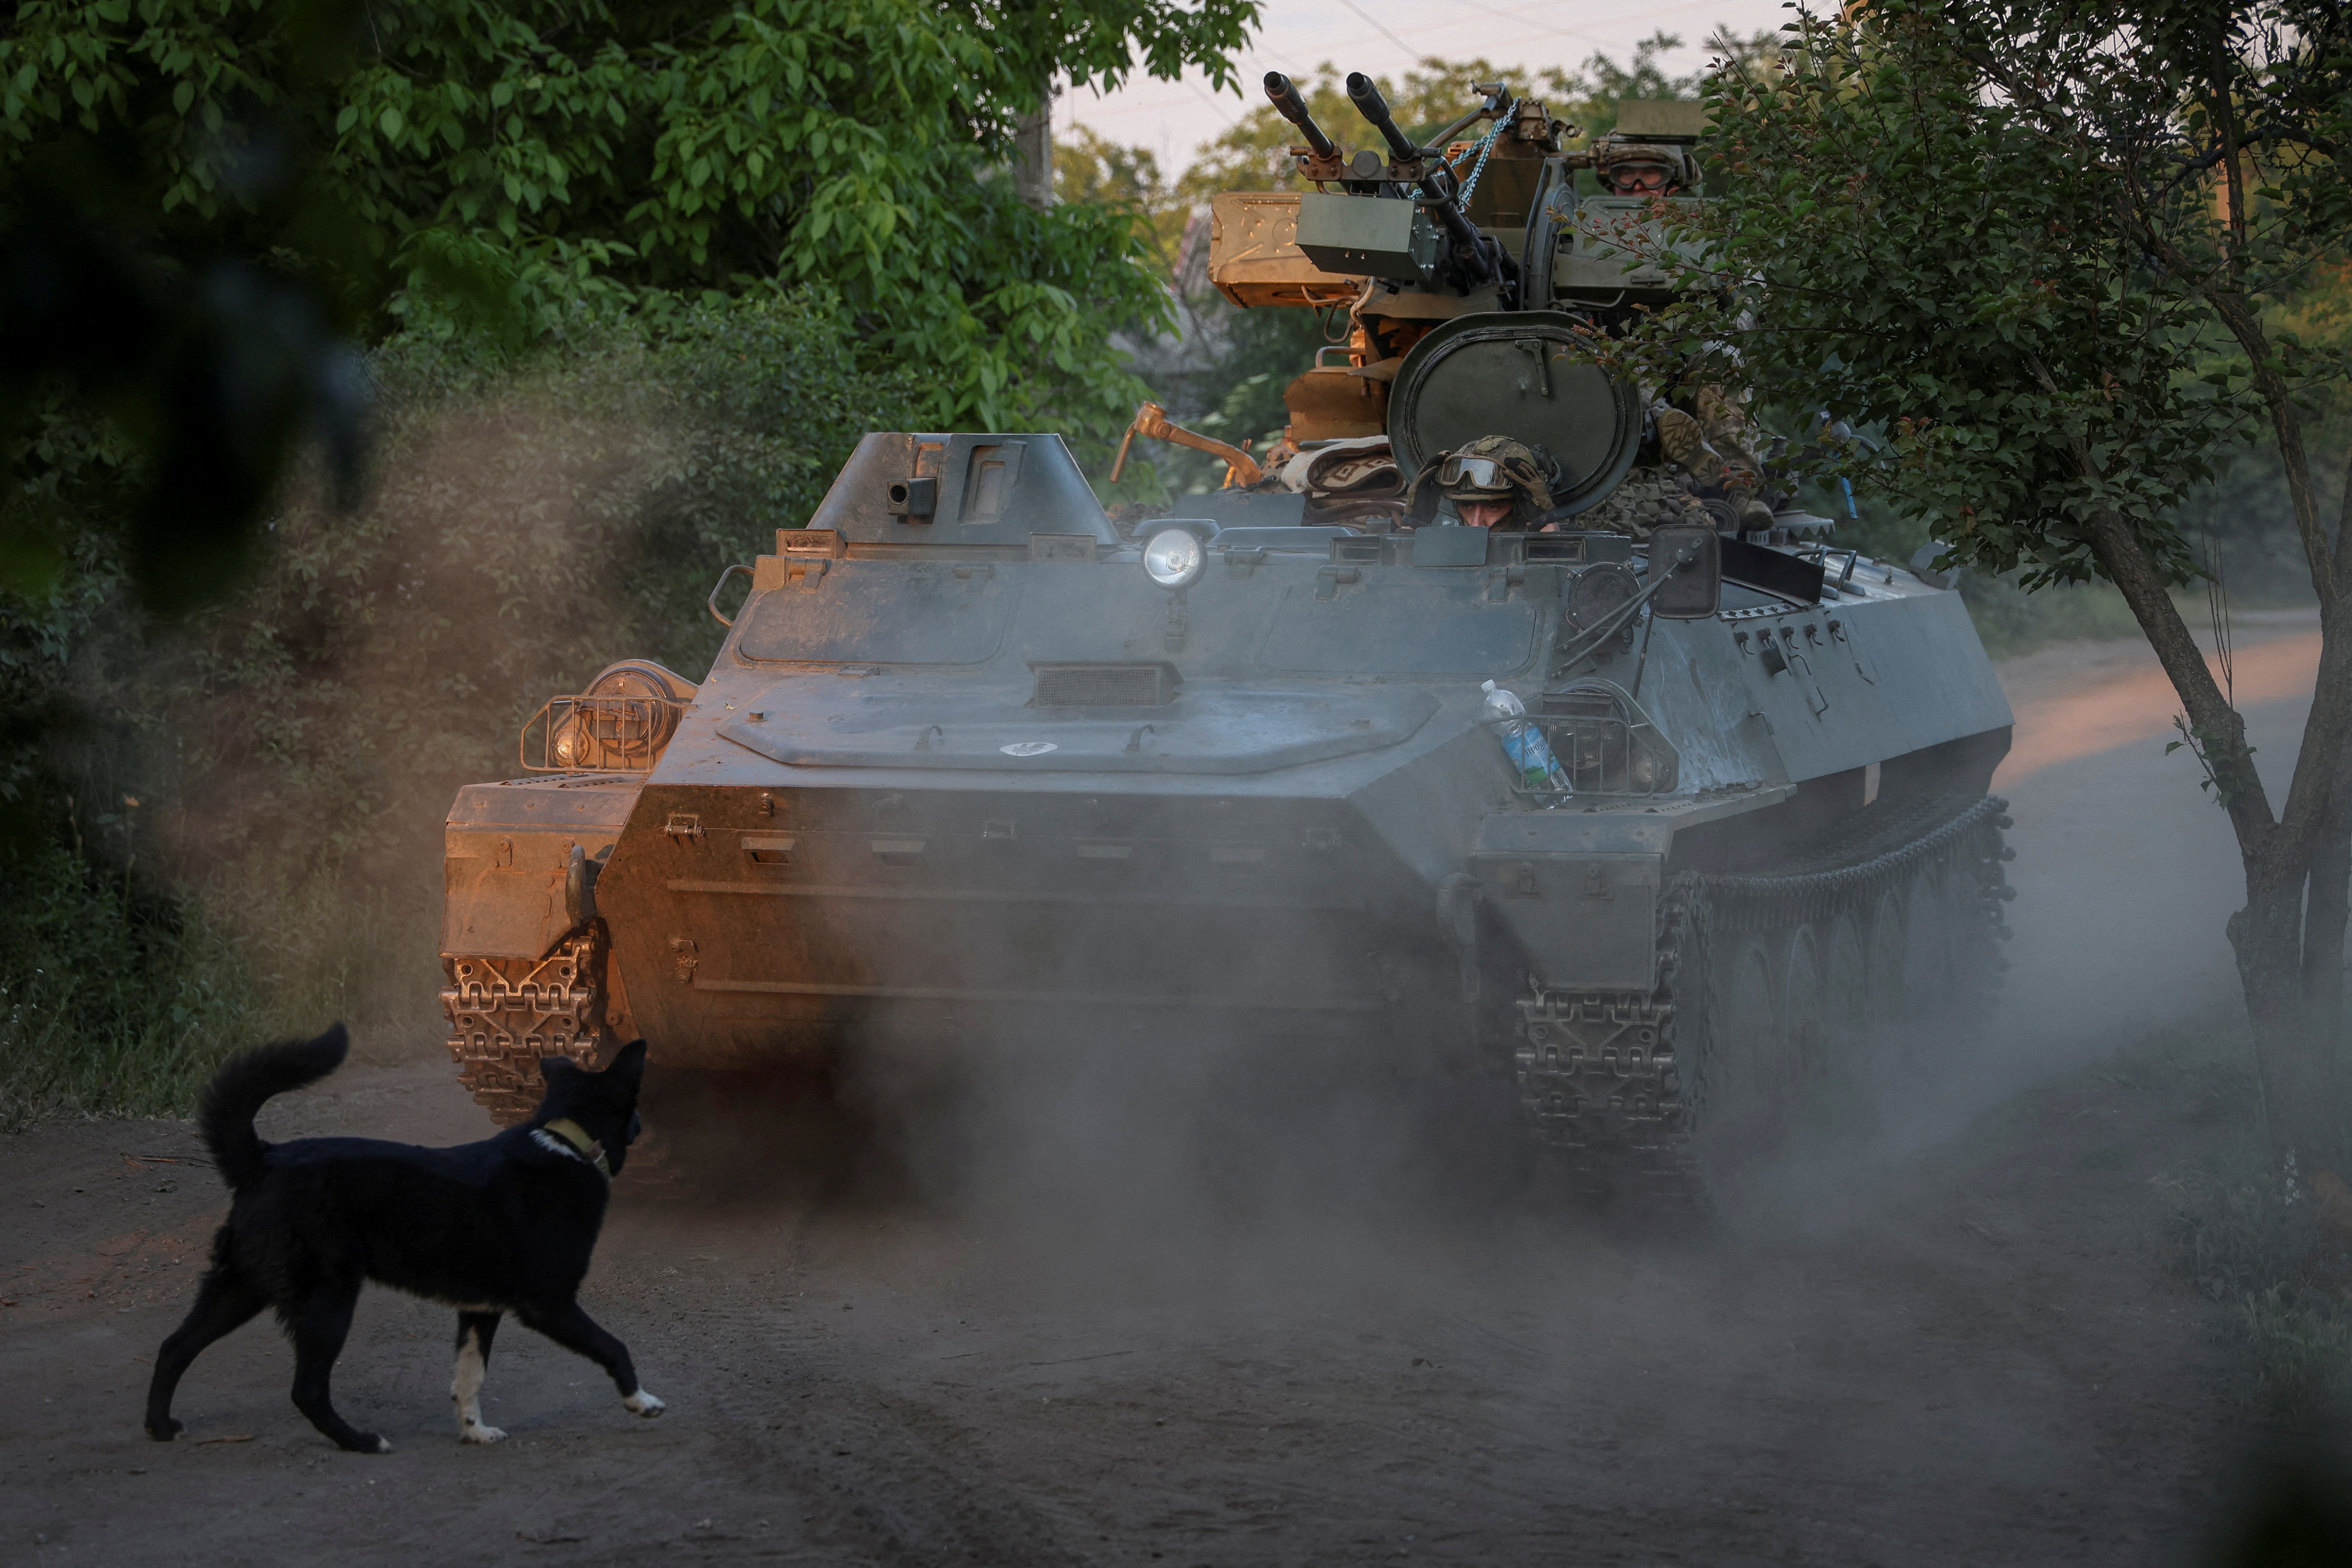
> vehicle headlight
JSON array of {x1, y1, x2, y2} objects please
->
[
  {"x1": 1142, "y1": 528, "x2": 1207, "y2": 591},
  {"x1": 550, "y1": 717, "x2": 591, "y2": 769}
]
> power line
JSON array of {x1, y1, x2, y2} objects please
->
[
  {"x1": 1187, "y1": 84, "x2": 1242, "y2": 127},
  {"x1": 1331, "y1": 0, "x2": 1423, "y2": 63},
  {"x1": 1062, "y1": 0, "x2": 1767, "y2": 137},
  {"x1": 1447, "y1": 0, "x2": 1614, "y2": 49}
]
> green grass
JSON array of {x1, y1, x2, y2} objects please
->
[
  {"x1": 2140, "y1": 1026, "x2": 2352, "y2": 1414},
  {"x1": 2242, "y1": 1283, "x2": 2352, "y2": 1411},
  {"x1": 0, "y1": 826, "x2": 444, "y2": 1130},
  {"x1": 0, "y1": 838, "x2": 259, "y2": 1130}
]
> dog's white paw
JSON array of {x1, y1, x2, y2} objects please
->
[
  {"x1": 460, "y1": 1420, "x2": 508, "y2": 1444},
  {"x1": 374, "y1": 1436, "x2": 393, "y2": 1455},
  {"x1": 623, "y1": 1389, "x2": 665, "y2": 1418}
]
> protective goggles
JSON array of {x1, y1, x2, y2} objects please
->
[{"x1": 1437, "y1": 453, "x2": 1508, "y2": 493}]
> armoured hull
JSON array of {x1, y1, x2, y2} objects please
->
[
  {"x1": 443, "y1": 78, "x2": 2024, "y2": 1192},
  {"x1": 441, "y1": 433, "x2": 2014, "y2": 1193}
]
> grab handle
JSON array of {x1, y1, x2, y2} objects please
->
[{"x1": 707, "y1": 563, "x2": 754, "y2": 628}]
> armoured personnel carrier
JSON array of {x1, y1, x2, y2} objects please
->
[{"x1": 438, "y1": 80, "x2": 2013, "y2": 1199}]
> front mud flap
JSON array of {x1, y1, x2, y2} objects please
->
[{"x1": 1467, "y1": 812, "x2": 1667, "y2": 994}]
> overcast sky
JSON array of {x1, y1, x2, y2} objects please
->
[{"x1": 1061, "y1": 0, "x2": 1796, "y2": 171}]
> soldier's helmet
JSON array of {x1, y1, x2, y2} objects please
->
[
  {"x1": 1434, "y1": 435, "x2": 1556, "y2": 510},
  {"x1": 1406, "y1": 435, "x2": 1560, "y2": 528},
  {"x1": 1595, "y1": 137, "x2": 1695, "y2": 195}
]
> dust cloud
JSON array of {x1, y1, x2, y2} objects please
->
[
  {"x1": 622, "y1": 613, "x2": 2327, "y2": 1276},
  {"x1": 677, "y1": 620, "x2": 2329, "y2": 1258},
  {"x1": 1697, "y1": 614, "x2": 2323, "y2": 1238},
  {"x1": 1910, "y1": 615, "x2": 2320, "y2": 1144},
  {"x1": 95, "y1": 378, "x2": 703, "y2": 1045}
]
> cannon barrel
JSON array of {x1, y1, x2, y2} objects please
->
[
  {"x1": 1345, "y1": 72, "x2": 1422, "y2": 163},
  {"x1": 1345, "y1": 70, "x2": 1493, "y2": 284},
  {"x1": 1264, "y1": 72, "x2": 1338, "y2": 159}
]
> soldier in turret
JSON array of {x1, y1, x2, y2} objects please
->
[
  {"x1": 1405, "y1": 436, "x2": 1556, "y2": 529},
  {"x1": 1582, "y1": 131, "x2": 1779, "y2": 534},
  {"x1": 1593, "y1": 135, "x2": 1698, "y2": 197}
]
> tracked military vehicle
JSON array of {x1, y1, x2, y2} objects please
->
[{"x1": 438, "y1": 80, "x2": 2013, "y2": 1199}]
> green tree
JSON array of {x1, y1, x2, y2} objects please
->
[
  {"x1": 1632, "y1": 1, "x2": 2352, "y2": 1179},
  {"x1": 1058, "y1": 123, "x2": 1183, "y2": 261},
  {"x1": 0, "y1": 0, "x2": 1266, "y2": 1110},
  {"x1": 2, "y1": 0, "x2": 1258, "y2": 436}
]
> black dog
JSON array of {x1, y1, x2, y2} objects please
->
[{"x1": 144, "y1": 1025, "x2": 661, "y2": 1452}]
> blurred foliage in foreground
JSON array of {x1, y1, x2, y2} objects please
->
[{"x1": 0, "y1": 293, "x2": 919, "y2": 1125}]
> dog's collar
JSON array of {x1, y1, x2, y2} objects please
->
[{"x1": 533, "y1": 1118, "x2": 610, "y2": 1180}]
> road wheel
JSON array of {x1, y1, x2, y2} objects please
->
[
  {"x1": 1899, "y1": 866, "x2": 1957, "y2": 1027},
  {"x1": 1701, "y1": 929, "x2": 1784, "y2": 1170}
]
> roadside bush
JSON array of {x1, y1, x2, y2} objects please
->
[
  {"x1": 2160, "y1": 1159, "x2": 2352, "y2": 1413},
  {"x1": 1959, "y1": 575, "x2": 2147, "y2": 660},
  {"x1": 0, "y1": 833, "x2": 254, "y2": 1130},
  {"x1": 2242, "y1": 1283, "x2": 2352, "y2": 1412}
]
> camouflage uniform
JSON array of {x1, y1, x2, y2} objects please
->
[
  {"x1": 1575, "y1": 470, "x2": 1703, "y2": 540},
  {"x1": 1652, "y1": 385, "x2": 1776, "y2": 532}
]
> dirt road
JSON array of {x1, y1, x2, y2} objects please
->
[{"x1": 0, "y1": 622, "x2": 2327, "y2": 1567}]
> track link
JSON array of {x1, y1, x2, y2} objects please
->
[{"x1": 440, "y1": 926, "x2": 607, "y2": 1124}]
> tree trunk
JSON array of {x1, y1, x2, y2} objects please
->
[
  {"x1": 2233, "y1": 862, "x2": 2343, "y2": 1175},
  {"x1": 2076, "y1": 496, "x2": 2347, "y2": 1178},
  {"x1": 2305, "y1": 745, "x2": 2352, "y2": 1142},
  {"x1": 1013, "y1": 75, "x2": 1055, "y2": 211},
  {"x1": 2072, "y1": 496, "x2": 2274, "y2": 839}
]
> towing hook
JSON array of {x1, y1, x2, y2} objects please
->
[
  {"x1": 1437, "y1": 872, "x2": 1485, "y2": 1003},
  {"x1": 565, "y1": 844, "x2": 600, "y2": 927}
]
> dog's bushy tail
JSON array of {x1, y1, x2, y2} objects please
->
[{"x1": 199, "y1": 1025, "x2": 350, "y2": 1193}]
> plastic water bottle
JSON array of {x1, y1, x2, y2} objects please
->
[{"x1": 1481, "y1": 680, "x2": 1572, "y2": 794}]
